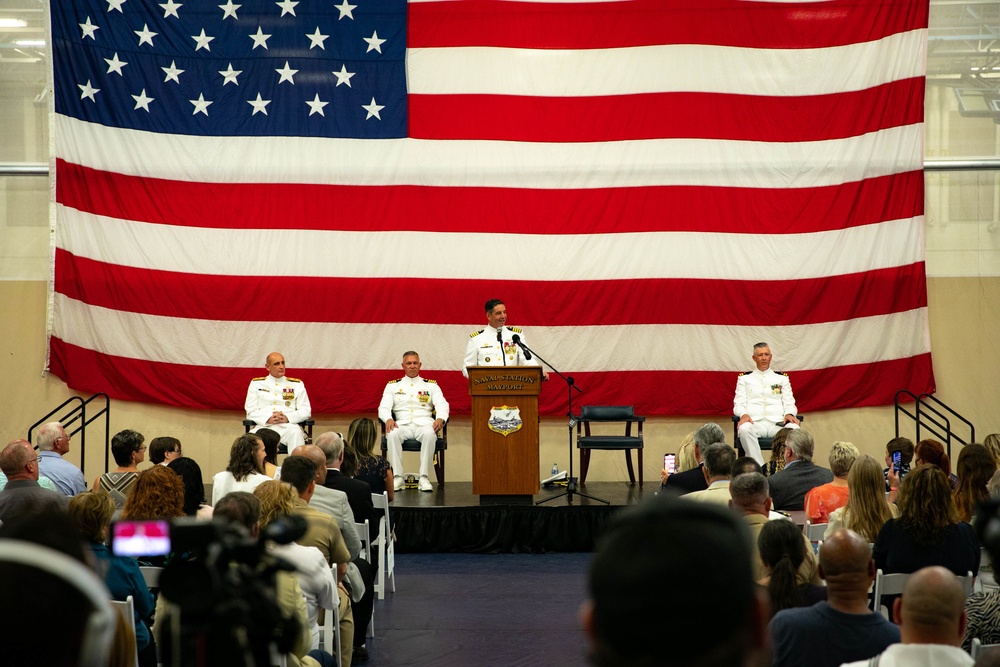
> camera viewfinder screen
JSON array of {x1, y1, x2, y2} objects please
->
[{"x1": 112, "y1": 520, "x2": 171, "y2": 557}]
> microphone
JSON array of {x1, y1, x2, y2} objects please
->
[
  {"x1": 511, "y1": 333, "x2": 532, "y2": 360},
  {"x1": 497, "y1": 328, "x2": 503, "y2": 344},
  {"x1": 498, "y1": 327, "x2": 506, "y2": 365}
]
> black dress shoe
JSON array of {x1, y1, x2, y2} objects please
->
[{"x1": 352, "y1": 645, "x2": 369, "y2": 663}]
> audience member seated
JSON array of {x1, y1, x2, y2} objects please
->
[
  {"x1": 843, "y1": 566, "x2": 973, "y2": 667},
  {"x1": 291, "y1": 445, "x2": 363, "y2": 562},
  {"x1": 167, "y1": 457, "x2": 213, "y2": 519},
  {"x1": 769, "y1": 528, "x2": 899, "y2": 667},
  {"x1": 0, "y1": 439, "x2": 69, "y2": 523},
  {"x1": 874, "y1": 464, "x2": 980, "y2": 578},
  {"x1": 660, "y1": 423, "x2": 724, "y2": 496},
  {"x1": 825, "y1": 455, "x2": 899, "y2": 542},
  {"x1": 211, "y1": 433, "x2": 272, "y2": 505},
  {"x1": 36, "y1": 421, "x2": 87, "y2": 496},
  {"x1": 69, "y1": 491, "x2": 158, "y2": 667},
  {"x1": 984, "y1": 433, "x2": 1000, "y2": 466},
  {"x1": 759, "y1": 518, "x2": 826, "y2": 617},
  {"x1": 349, "y1": 418, "x2": 393, "y2": 501},
  {"x1": 315, "y1": 432, "x2": 377, "y2": 540},
  {"x1": 916, "y1": 438, "x2": 959, "y2": 490},
  {"x1": 93, "y1": 429, "x2": 146, "y2": 508},
  {"x1": 675, "y1": 430, "x2": 698, "y2": 472},
  {"x1": 210, "y1": 491, "x2": 333, "y2": 667},
  {"x1": 963, "y1": 566, "x2": 1000, "y2": 653},
  {"x1": 0, "y1": 507, "x2": 133, "y2": 666},
  {"x1": 257, "y1": 428, "x2": 282, "y2": 478},
  {"x1": 148, "y1": 436, "x2": 182, "y2": 467},
  {"x1": 764, "y1": 427, "x2": 792, "y2": 477},
  {"x1": 883, "y1": 436, "x2": 914, "y2": 492},
  {"x1": 582, "y1": 495, "x2": 768, "y2": 667},
  {"x1": 954, "y1": 443, "x2": 997, "y2": 524},
  {"x1": 254, "y1": 480, "x2": 347, "y2": 663},
  {"x1": 767, "y1": 429, "x2": 834, "y2": 511},
  {"x1": 685, "y1": 443, "x2": 735, "y2": 507},
  {"x1": 279, "y1": 456, "x2": 371, "y2": 662},
  {"x1": 729, "y1": 473, "x2": 819, "y2": 585},
  {"x1": 121, "y1": 465, "x2": 186, "y2": 567},
  {"x1": 341, "y1": 437, "x2": 359, "y2": 478},
  {"x1": 804, "y1": 441, "x2": 859, "y2": 523},
  {"x1": 732, "y1": 456, "x2": 762, "y2": 478}
]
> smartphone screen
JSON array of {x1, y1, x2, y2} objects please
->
[
  {"x1": 892, "y1": 450, "x2": 902, "y2": 473},
  {"x1": 111, "y1": 519, "x2": 172, "y2": 557},
  {"x1": 664, "y1": 453, "x2": 676, "y2": 475}
]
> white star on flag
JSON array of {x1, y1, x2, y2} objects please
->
[
  {"x1": 333, "y1": 65, "x2": 355, "y2": 87},
  {"x1": 364, "y1": 31, "x2": 385, "y2": 53},
  {"x1": 306, "y1": 94, "x2": 329, "y2": 116},
  {"x1": 106, "y1": 0, "x2": 126, "y2": 14},
  {"x1": 104, "y1": 53, "x2": 128, "y2": 76},
  {"x1": 219, "y1": 64, "x2": 242, "y2": 85},
  {"x1": 78, "y1": 80, "x2": 100, "y2": 102},
  {"x1": 307, "y1": 28, "x2": 329, "y2": 50},
  {"x1": 132, "y1": 89, "x2": 154, "y2": 111},
  {"x1": 336, "y1": 0, "x2": 356, "y2": 20},
  {"x1": 362, "y1": 97, "x2": 384, "y2": 120},
  {"x1": 275, "y1": 0, "x2": 298, "y2": 17},
  {"x1": 159, "y1": 0, "x2": 182, "y2": 18},
  {"x1": 276, "y1": 61, "x2": 299, "y2": 84},
  {"x1": 192, "y1": 29, "x2": 215, "y2": 52},
  {"x1": 79, "y1": 17, "x2": 99, "y2": 40},
  {"x1": 247, "y1": 93, "x2": 271, "y2": 116},
  {"x1": 135, "y1": 24, "x2": 158, "y2": 47},
  {"x1": 162, "y1": 61, "x2": 184, "y2": 84},
  {"x1": 189, "y1": 93, "x2": 212, "y2": 116},
  {"x1": 219, "y1": 0, "x2": 240, "y2": 20},
  {"x1": 249, "y1": 27, "x2": 271, "y2": 50}
]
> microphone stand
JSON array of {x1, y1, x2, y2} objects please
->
[{"x1": 516, "y1": 340, "x2": 609, "y2": 506}]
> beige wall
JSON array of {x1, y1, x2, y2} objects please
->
[{"x1": 4, "y1": 278, "x2": 997, "y2": 484}]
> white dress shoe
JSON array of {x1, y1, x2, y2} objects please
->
[
  {"x1": 393, "y1": 475, "x2": 404, "y2": 491},
  {"x1": 418, "y1": 476, "x2": 433, "y2": 492}
]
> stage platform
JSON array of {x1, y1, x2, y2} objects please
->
[{"x1": 387, "y1": 481, "x2": 652, "y2": 554}]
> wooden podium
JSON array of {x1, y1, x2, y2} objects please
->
[{"x1": 467, "y1": 366, "x2": 542, "y2": 500}]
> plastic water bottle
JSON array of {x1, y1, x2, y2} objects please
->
[{"x1": 551, "y1": 463, "x2": 559, "y2": 476}]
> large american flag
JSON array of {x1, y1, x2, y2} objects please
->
[{"x1": 47, "y1": 0, "x2": 934, "y2": 417}]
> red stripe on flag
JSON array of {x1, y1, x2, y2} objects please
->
[
  {"x1": 409, "y1": 80, "x2": 925, "y2": 143},
  {"x1": 55, "y1": 160, "x2": 923, "y2": 235},
  {"x1": 55, "y1": 250, "x2": 928, "y2": 326},
  {"x1": 48, "y1": 338, "x2": 934, "y2": 416},
  {"x1": 408, "y1": 0, "x2": 928, "y2": 50}
]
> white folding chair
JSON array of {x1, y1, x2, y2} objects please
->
[
  {"x1": 803, "y1": 520, "x2": 827, "y2": 547},
  {"x1": 320, "y1": 566, "x2": 343, "y2": 667},
  {"x1": 139, "y1": 566, "x2": 162, "y2": 589},
  {"x1": 872, "y1": 569, "x2": 909, "y2": 618},
  {"x1": 110, "y1": 595, "x2": 140, "y2": 667},
  {"x1": 971, "y1": 638, "x2": 1000, "y2": 660},
  {"x1": 371, "y1": 491, "x2": 396, "y2": 599},
  {"x1": 356, "y1": 520, "x2": 374, "y2": 638},
  {"x1": 958, "y1": 570, "x2": 976, "y2": 598}
]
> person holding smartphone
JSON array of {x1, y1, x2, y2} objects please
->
[{"x1": 883, "y1": 437, "x2": 914, "y2": 493}]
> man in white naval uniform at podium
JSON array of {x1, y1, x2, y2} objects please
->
[
  {"x1": 379, "y1": 351, "x2": 450, "y2": 492},
  {"x1": 734, "y1": 342, "x2": 800, "y2": 465},
  {"x1": 462, "y1": 299, "x2": 547, "y2": 379},
  {"x1": 245, "y1": 352, "x2": 311, "y2": 451}
]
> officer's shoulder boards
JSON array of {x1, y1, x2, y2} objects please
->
[
  {"x1": 251, "y1": 376, "x2": 267, "y2": 381},
  {"x1": 425, "y1": 379, "x2": 438, "y2": 384},
  {"x1": 774, "y1": 371, "x2": 788, "y2": 377},
  {"x1": 387, "y1": 379, "x2": 399, "y2": 384},
  {"x1": 286, "y1": 377, "x2": 302, "y2": 383},
  {"x1": 739, "y1": 371, "x2": 752, "y2": 377},
  {"x1": 508, "y1": 326, "x2": 523, "y2": 333},
  {"x1": 470, "y1": 329, "x2": 484, "y2": 337}
]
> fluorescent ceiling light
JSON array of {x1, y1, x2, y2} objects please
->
[
  {"x1": 0, "y1": 18, "x2": 27, "y2": 28},
  {"x1": 15, "y1": 39, "x2": 44, "y2": 47}
]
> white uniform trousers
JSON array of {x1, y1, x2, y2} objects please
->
[
  {"x1": 250, "y1": 422, "x2": 306, "y2": 451},
  {"x1": 738, "y1": 420, "x2": 799, "y2": 465},
  {"x1": 386, "y1": 424, "x2": 437, "y2": 479}
]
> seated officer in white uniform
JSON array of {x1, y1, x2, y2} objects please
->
[
  {"x1": 245, "y1": 352, "x2": 311, "y2": 452},
  {"x1": 462, "y1": 298, "x2": 547, "y2": 379},
  {"x1": 378, "y1": 351, "x2": 449, "y2": 492},
  {"x1": 733, "y1": 342, "x2": 800, "y2": 465}
]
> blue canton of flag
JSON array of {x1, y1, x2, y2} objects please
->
[{"x1": 50, "y1": 0, "x2": 407, "y2": 138}]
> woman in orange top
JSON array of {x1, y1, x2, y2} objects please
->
[{"x1": 803, "y1": 441, "x2": 858, "y2": 523}]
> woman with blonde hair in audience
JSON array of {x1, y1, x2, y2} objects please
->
[
  {"x1": 874, "y1": 464, "x2": 980, "y2": 576},
  {"x1": 211, "y1": 433, "x2": 271, "y2": 505},
  {"x1": 758, "y1": 519, "x2": 826, "y2": 617},
  {"x1": 69, "y1": 491, "x2": 158, "y2": 667},
  {"x1": 350, "y1": 417, "x2": 394, "y2": 500},
  {"x1": 764, "y1": 428, "x2": 791, "y2": 477},
  {"x1": 803, "y1": 441, "x2": 858, "y2": 522},
  {"x1": 983, "y1": 433, "x2": 1000, "y2": 466},
  {"x1": 953, "y1": 443, "x2": 997, "y2": 523},
  {"x1": 253, "y1": 481, "x2": 343, "y2": 666},
  {"x1": 824, "y1": 455, "x2": 899, "y2": 542}
]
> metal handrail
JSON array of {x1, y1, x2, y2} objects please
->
[
  {"x1": 27, "y1": 393, "x2": 110, "y2": 477},
  {"x1": 894, "y1": 390, "x2": 975, "y2": 460}
]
